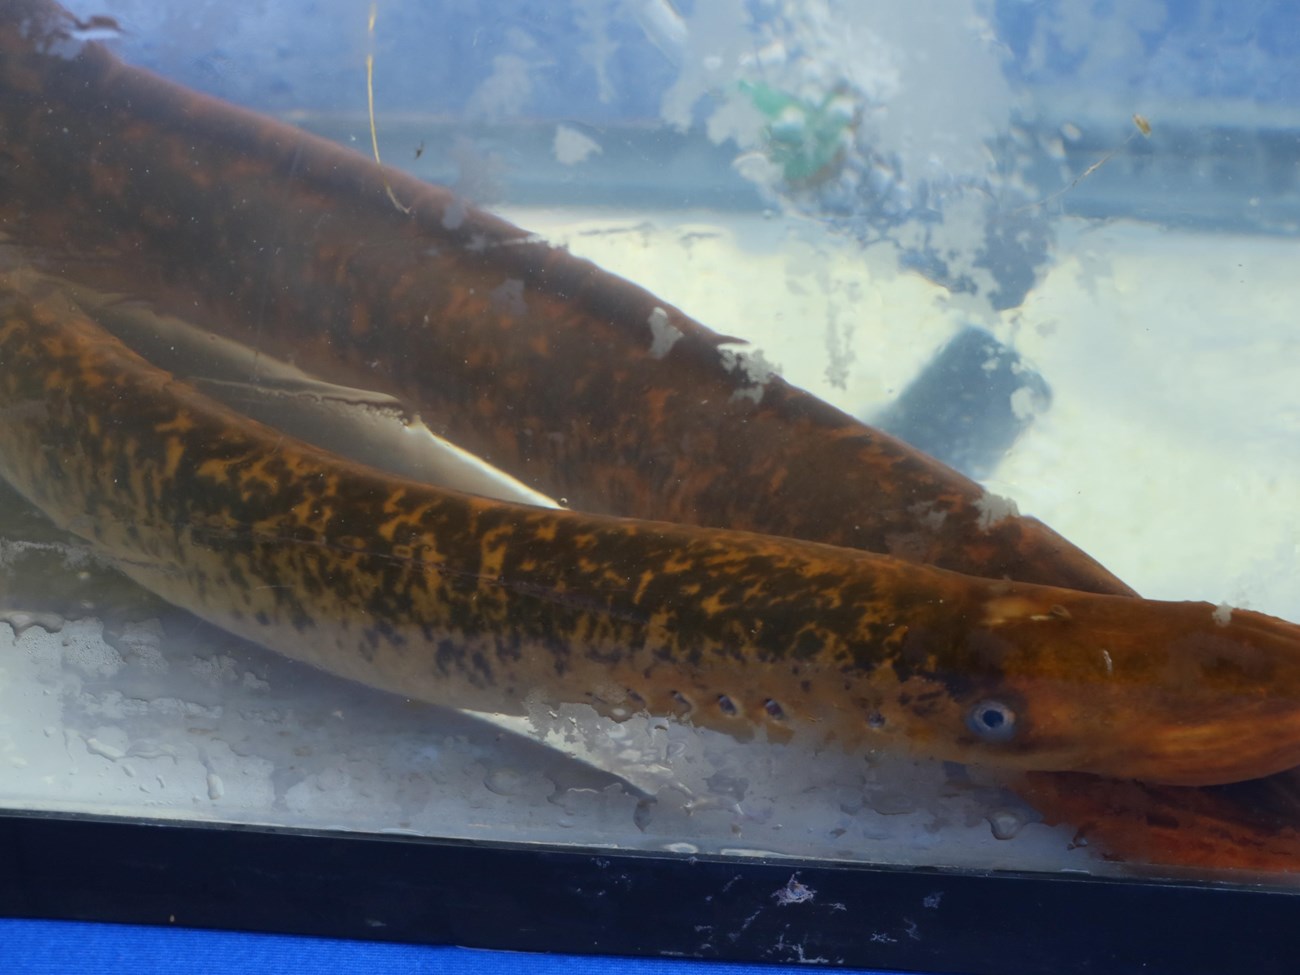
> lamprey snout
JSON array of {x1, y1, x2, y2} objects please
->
[{"x1": 946, "y1": 594, "x2": 1300, "y2": 786}]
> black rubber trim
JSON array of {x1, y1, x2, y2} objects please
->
[{"x1": 2, "y1": 810, "x2": 1298, "y2": 973}]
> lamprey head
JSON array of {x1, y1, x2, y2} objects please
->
[{"x1": 875, "y1": 591, "x2": 1300, "y2": 786}]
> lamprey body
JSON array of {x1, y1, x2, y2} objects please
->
[
  {"x1": 9, "y1": 1, "x2": 1300, "y2": 858},
  {"x1": 4, "y1": 280, "x2": 1300, "y2": 787},
  {"x1": 0, "y1": 0, "x2": 1128, "y2": 596}
]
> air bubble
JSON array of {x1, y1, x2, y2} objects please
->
[{"x1": 484, "y1": 768, "x2": 532, "y2": 797}]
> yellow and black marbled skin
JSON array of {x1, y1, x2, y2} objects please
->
[{"x1": 5, "y1": 278, "x2": 1300, "y2": 786}]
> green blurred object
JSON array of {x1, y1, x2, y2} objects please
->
[{"x1": 739, "y1": 80, "x2": 856, "y2": 185}]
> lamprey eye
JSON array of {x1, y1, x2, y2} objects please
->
[{"x1": 967, "y1": 700, "x2": 1017, "y2": 742}]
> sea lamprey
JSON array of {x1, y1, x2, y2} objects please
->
[
  {"x1": 0, "y1": 0, "x2": 1129, "y2": 597},
  {"x1": 10, "y1": 3, "x2": 1300, "y2": 862},
  {"x1": 3, "y1": 277, "x2": 1300, "y2": 787}
]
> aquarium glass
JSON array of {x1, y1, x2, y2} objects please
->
[{"x1": 1, "y1": 0, "x2": 1299, "y2": 890}]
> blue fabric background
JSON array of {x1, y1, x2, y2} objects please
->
[{"x1": 0, "y1": 919, "x2": 901, "y2": 975}]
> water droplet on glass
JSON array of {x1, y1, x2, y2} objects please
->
[
  {"x1": 987, "y1": 808, "x2": 1025, "y2": 840},
  {"x1": 1, "y1": 609, "x2": 65, "y2": 635},
  {"x1": 85, "y1": 737, "x2": 126, "y2": 761},
  {"x1": 484, "y1": 767, "x2": 531, "y2": 797},
  {"x1": 633, "y1": 797, "x2": 655, "y2": 831},
  {"x1": 868, "y1": 789, "x2": 917, "y2": 816},
  {"x1": 68, "y1": 15, "x2": 124, "y2": 43}
]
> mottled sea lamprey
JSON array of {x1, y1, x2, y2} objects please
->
[
  {"x1": 10, "y1": 1, "x2": 1300, "y2": 868},
  {"x1": 3, "y1": 280, "x2": 1300, "y2": 788},
  {"x1": 0, "y1": 0, "x2": 1129, "y2": 596}
]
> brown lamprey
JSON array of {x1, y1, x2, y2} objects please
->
[{"x1": 0, "y1": 0, "x2": 1129, "y2": 596}]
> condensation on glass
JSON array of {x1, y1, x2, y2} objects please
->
[{"x1": 1, "y1": 0, "x2": 1299, "y2": 886}]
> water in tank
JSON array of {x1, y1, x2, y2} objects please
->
[{"x1": 1, "y1": 0, "x2": 1299, "y2": 885}]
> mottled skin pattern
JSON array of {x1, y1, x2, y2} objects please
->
[
  {"x1": 5, "y1": 278, "x2": 1300, "y2": 786},
  {"x1": 0, "y1": 0, "x2": 1129, "y2": 595},
  {"x1": 4, "y1": 1, "x2": 1300, "y2": 864}
]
